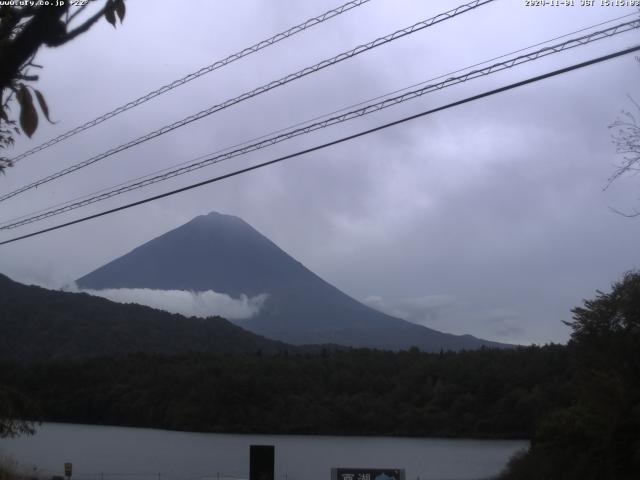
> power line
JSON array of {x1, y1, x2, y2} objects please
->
[
  {"x1": 4, "y1": 11, "x2": 633, "y2": 230},
  {"x1": 1, "y1": 44, "x2": 637, "y2": 247},
  {"x1": 0, "y1": 0, "x2": 496, "y2": 205},
  {"x1": 2, "y1": 19, "x2": 637, "y2": 231},
  {"x1": 3, "y1": 18, "x2": 637, "y2": 229},
  {"x1": 7, "y1": 0, "x2": 372, "y2": 164}
]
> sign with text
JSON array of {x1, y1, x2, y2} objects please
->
[{"x1": 331, "y1": 468, "x2": 405, "y2": 480}]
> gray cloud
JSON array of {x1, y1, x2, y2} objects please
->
[
  {"x1": 363, "y1": 294, "x2": 529, "y2": 343},
  {"x1": 66, "y1": 285, "x2": 268, "y2": 320},
  {"x1": 363, "y1": 294, "x2": 457, "y2": 324}
]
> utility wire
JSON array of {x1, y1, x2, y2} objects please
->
[
  {"x1": 7, "y1": 0, "x2": 372, "y2": 164},
  {"x1": 0, "y1": 0, "x2": 495, "y2": 204},
  {"x1": 3, "y1": 11, "x2": 633, "y2": 230},
  {"x1": 1, "y1": 19, "x2": 637, "y2": 231},
  {"x1": 1, "y1": 44, "x2": 637, "y2": 247}
]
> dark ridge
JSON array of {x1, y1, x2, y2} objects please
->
[{"x1": 0, "y1": 272, "x2": 293, "y2": 362}]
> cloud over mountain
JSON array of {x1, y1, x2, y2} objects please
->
[{"x1": 67, "y1": 284, "x2": 268, "y2": 320}]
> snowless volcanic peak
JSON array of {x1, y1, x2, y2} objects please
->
[{"x1": 77, "y1": 212, "x2": 510, "y2": 351}]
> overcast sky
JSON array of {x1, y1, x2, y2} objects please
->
[{"x1": 1, "y1": 0, "x2": 639, "y2": 345}]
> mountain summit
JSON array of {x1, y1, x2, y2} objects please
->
[{"x1": 77, "y1": 212, "x2": 508, "y2": 351}]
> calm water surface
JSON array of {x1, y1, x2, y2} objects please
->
[{"x1": 0, "y1": 423, "x2": 527, "y2": 480}]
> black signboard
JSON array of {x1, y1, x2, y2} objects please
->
[
  {"x1": 332, "y1": 468, "x2": 405, "y2": 480},
  {"x1": 250, "y1": 445, "x2": 274, "y2": 480}
]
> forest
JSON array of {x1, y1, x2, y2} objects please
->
[{"x1": 0, "y1": 345, "x2": 570, "y2": 439}]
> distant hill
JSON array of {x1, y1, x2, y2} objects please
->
[
  {"x1": 77, "y1": 212, "x2": 510, "y2": 351},
  {"x1": 0, "y1": 273, "x2": 291, "y2": 362}
]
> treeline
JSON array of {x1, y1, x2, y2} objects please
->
[
  {"x1": 499, "y1": 271, "x2": 640, "y2": 479},
  {"x1": 1, "y1": 345, "x2": 570, "y2": 439}
]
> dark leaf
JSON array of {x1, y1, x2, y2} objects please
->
[
  {"x1": 115, "y1": 0, "x2": 125, "y2": 22},
  {"x1": 104, "y1": 1, "x2": 116, "y2": 27},
  {"x1": 16, "y1": 84, "x2": 38, "y2": 138},
  {"x1": 34, "y1": 90, "x2": 55, "y2": 124}
]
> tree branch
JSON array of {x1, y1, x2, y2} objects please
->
[
  {"x1": 0, "y1": 6, "x2": 67, "y2": 90},
  {"x1": 66, "y1": 3, "x2": 90, "y2": 26},
  {"x1": 0, "y1": 8, "x2": 22, "y2": 40},
  {"x1": 15, "y1": 74, "x2": 38, "y2": 81},
  {"x1": 59, "y1": 2, "x2": 111, "y2": 44},
  {"x1": 608, "y1": 206, "x2": 640, "y2": 218}
]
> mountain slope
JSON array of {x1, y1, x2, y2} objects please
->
[
  {"x1": 77, "y1": 212, "x2": 509, "y2": 351},
  {"x1": 0, "y1": 273, "x2": 291, "y2": 362}
]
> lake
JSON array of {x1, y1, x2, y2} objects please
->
[{"x1": 0, "y1": 423, "x2": 527, "y2": 480}]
